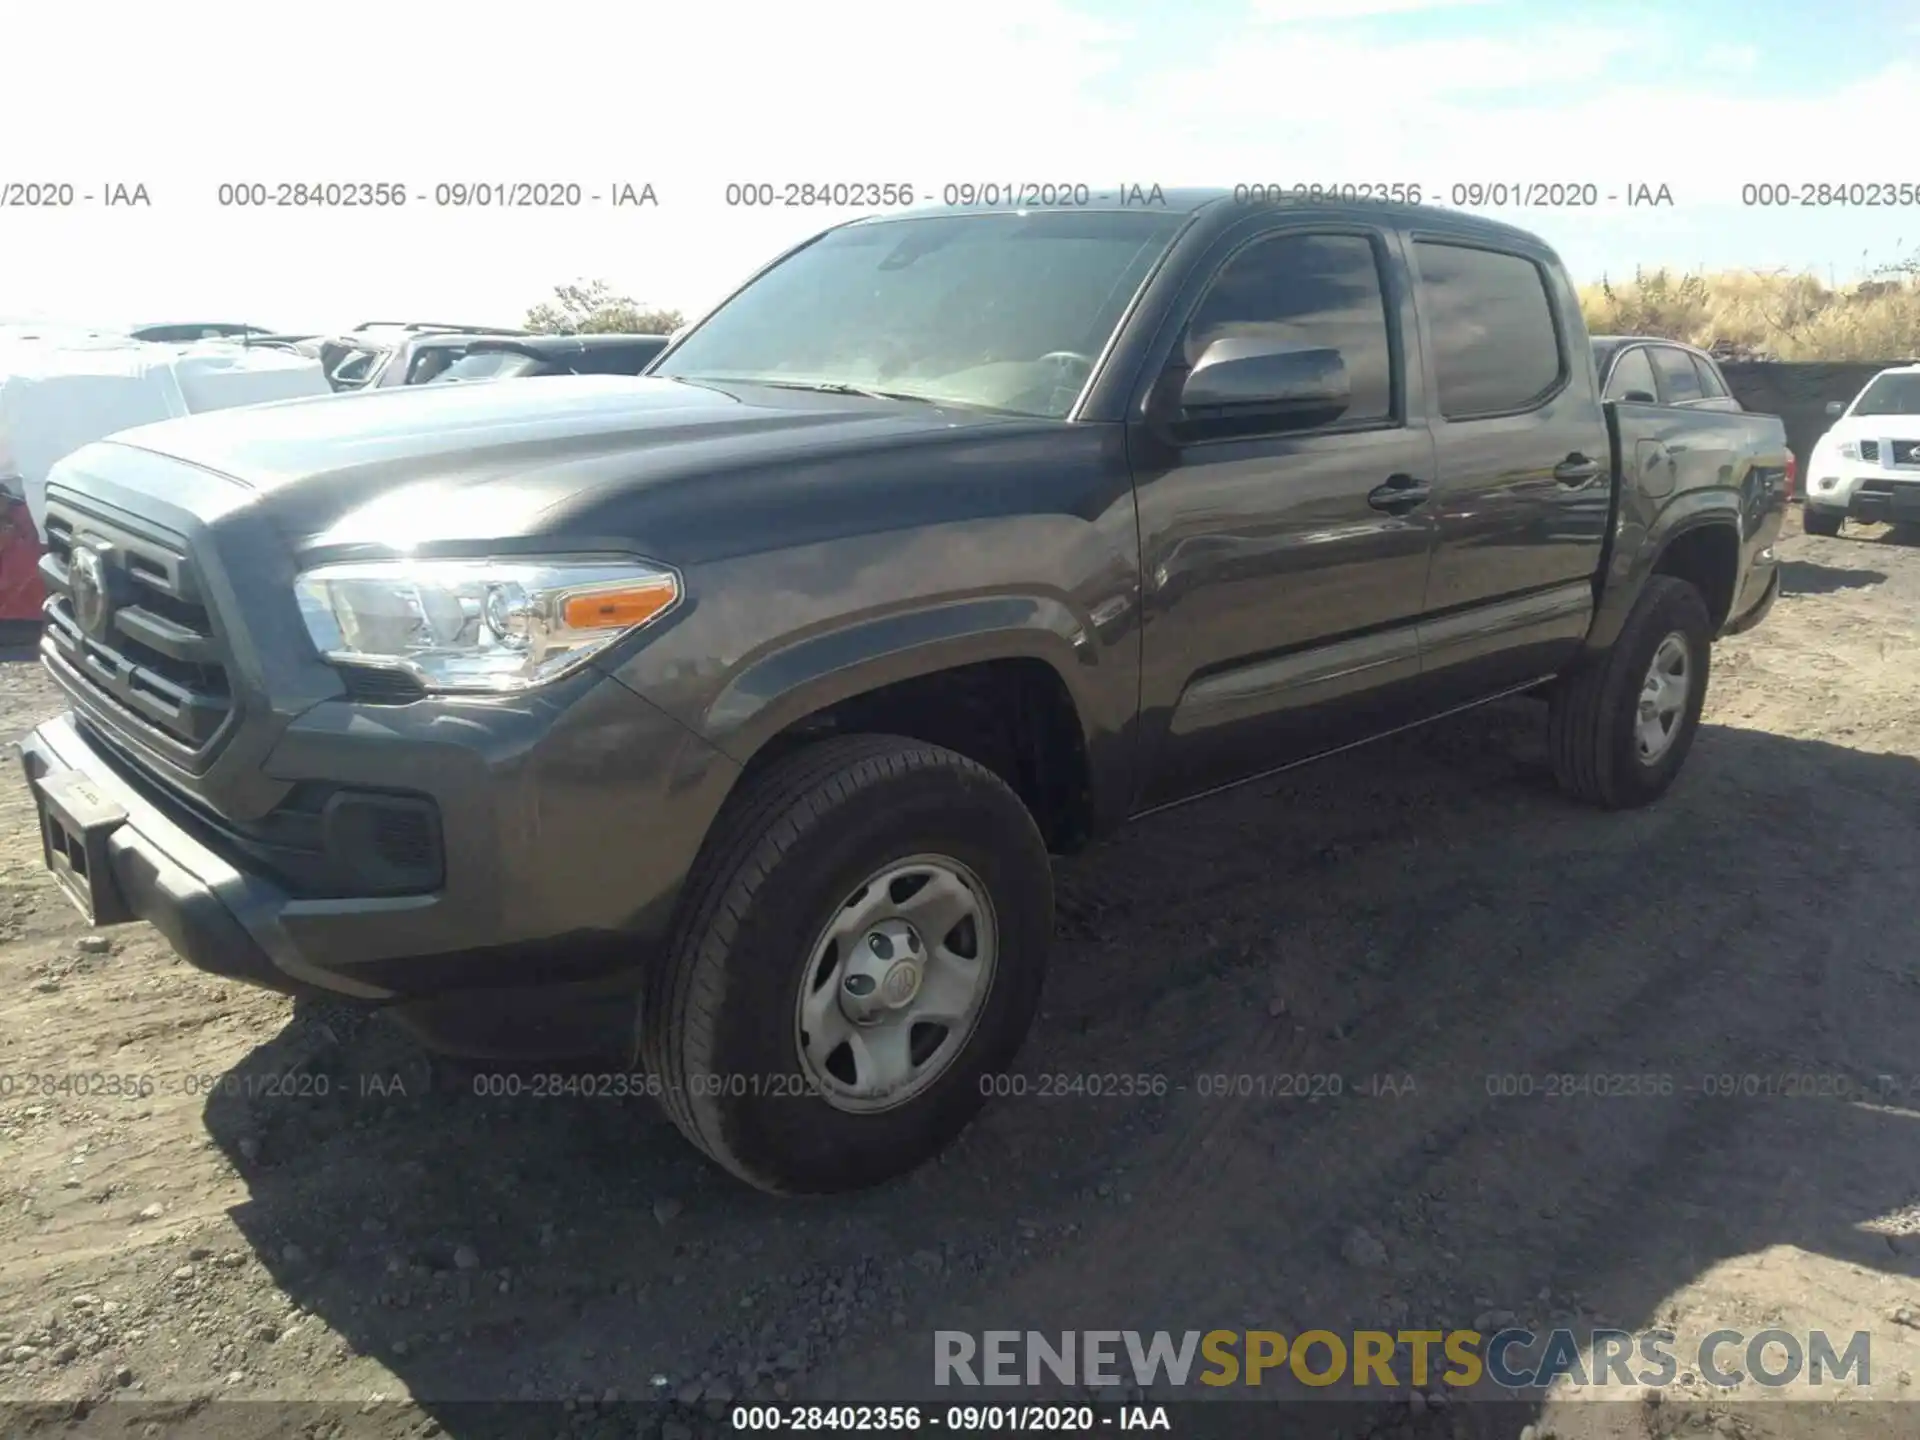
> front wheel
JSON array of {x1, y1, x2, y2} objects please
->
[
  {"x1": 640, "y1": 735, "x2": 1053, "y2": 1194},
  {"x1": 1802, "y1": 507, "x2": 1843, "y2": 538},
  {"x1": 1549, "y1": 576, "x2": 1712, "y2": 809}
]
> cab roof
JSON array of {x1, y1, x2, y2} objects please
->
[{"x1": 852, "y1": 186, "x2": 1552, "y2": 252}]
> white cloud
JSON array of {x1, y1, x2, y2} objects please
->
[
  {"x1": 1249, "y1": 0, "x2": 1497, "y2": 20},
  {"x1": 0, "y1": 1, "x2": 1915, "y2": 326}
]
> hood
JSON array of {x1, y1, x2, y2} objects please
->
[
  {"x1": 58, "y1": 375, "x2": 1032, "y2": 553},
  {"x1": 1821, "y1": 412, "x2": 1920, "y2": 445}
]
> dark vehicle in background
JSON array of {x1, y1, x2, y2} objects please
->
[
  {"x1": 1593, "y1": 332, "x2": 1799, "y2": 512},
  {"x1": 312, "y1": 323, "x2": 532, "y2": 392},
  {"x1": 431, "y1": 333, "x2": 671, "y2": 383},
  {"x1": 1803, "y1": 363, "x2": 1920, "y2": 535},
  {"x1": 126, "y1": 323, "x2": 278, "y2": 344},
  {"x1": 17, "y1": 193, "x2": 1787, "y2": 1198}
]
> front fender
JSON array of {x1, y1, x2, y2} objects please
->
[{"x1": 699, "y1": 593, "x2": 1102, "y2": 757}]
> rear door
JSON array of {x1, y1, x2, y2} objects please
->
[
  {"x1": 1132, "y1": 220, "x2": 1439, "y2": 808},
  {"x1": 1410, "y1": 236, "x2": 1613, "y2": 705}
]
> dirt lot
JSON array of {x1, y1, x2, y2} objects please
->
[{"x1": 1, "y1": 508, "x2": 1918, "y2": 1439}]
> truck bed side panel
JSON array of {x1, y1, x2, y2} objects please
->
[{"x1": 1586, "y1": 400, "x2": 1789, "y2": 652}]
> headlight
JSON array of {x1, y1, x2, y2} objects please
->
[
  {"x1": 294, "y1": 557, "x2": 680, "y2": 693},
  {"x1": 1838, "y1": 440, "x2": 1859, "y2": 460}
]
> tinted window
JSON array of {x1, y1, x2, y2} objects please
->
[
  {"x1": 573, "y1": 341, "x2": 667, "y2": 375},
  {"x1": 1650, "y1": 346, "x2": 1703, "y2": 402},
  {"x1": 329, "y1": 348, "x2": 383, "y2": 385},
  {"x1": 1691, "y1": 354, "x2": 1729, "y2": 398},
  {"x1": 434, "y1": 351, "x2": 544, "y2": 382},
  {"x1": 407, "y1": 347, "x2": 463, "y2": 383},
  {"x1": 1604, "y1": 346, "x2": 1658, "y2": 401},
  {"x1": 1182, "y1": 232, "x2": 1394, "y2": 425},
  {"x1": 1413, "y1": 242, "x2": 1562, "y2": 418}
]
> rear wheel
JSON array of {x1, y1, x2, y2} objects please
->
[
  {"x1": 1549, "y1": 576, "x2": 1712, "y2": 809},
  {"x1": 1802, "y1": 507, "x2": 1843, "y2": 538},
  {"x1": 640, "y1": 735, "x2": 1053, "y2": 1194}
]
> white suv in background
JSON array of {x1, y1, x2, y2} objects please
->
[{"x1": 1804, "y1": 364, "x2": 1920, "y2": 536}]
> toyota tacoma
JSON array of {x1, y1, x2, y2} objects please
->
[{"x1": 17, "y1": 192, "x2": 1789, "y2": 1194}]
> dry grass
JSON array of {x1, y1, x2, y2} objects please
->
[{"x1": 1578, "y1": 266, "x2": 1920, "y2": 362}]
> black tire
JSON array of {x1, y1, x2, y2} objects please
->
[
  {"x1": 1549, "y1": 576, "x2": 1712, "y2": 810},
  {"x1": 1802, "y1": 507, "x2": 1843, "y2": 538},
  {"x1": 639, "y1": 734, "x2": 1053, "y2": 1194}
]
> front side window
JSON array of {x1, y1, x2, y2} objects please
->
[
  {"x1": 1413, "y1": 242, "x2": 1563, "y2": 418},
  {"x1": 1691, "y1": 354, "x2": 1730, "y2": 398},
  {"x1": 1180, "y1": 231, "x2": 1395, "y2": 427},
  {"x1": 1603, "y1": 346, "x2": 1658, "y2": 402},
  {"x1": 433, "y1": 351, "x2": 547, "y2": 382},
  {"x1": 1650, "y1": 346, "x2": 1703, "y2": 403},
  {"x1": 653, "y1": 209, "x2": 1188, "y2": 418}
]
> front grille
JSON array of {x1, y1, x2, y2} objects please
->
[
  {"x1": 38, "y1": 499, "x2": 233, "y2": 759},
  {"x1": 1891, "y1": 440, "x2": 1920, "y2": 467},
  {"x1": 1859, "y1": 440, "x2": 1881, "y2": 462}
]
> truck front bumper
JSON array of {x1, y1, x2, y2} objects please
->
[
  {"x1": 15, "y1": 672, "x2": 739, "y2": 1011},
  {"x1": 1803, "y1": 474, "x2": 1920, "y2": 525}
]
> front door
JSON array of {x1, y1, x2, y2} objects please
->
[{"x1": 1132, "y1": 224, "x2": 1439, "y2": 810}]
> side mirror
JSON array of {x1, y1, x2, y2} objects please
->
[
  {"x1": 1826, "y1": 400, "x2": 1845, "y2": 418},
  {"x1": 1619, "y1": 389, "x2": 1656, "y2": 404},
  {"x1": 1178, "y1": 338, "x2": 1350, "y2": 432}
]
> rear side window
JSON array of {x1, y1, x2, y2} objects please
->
[
  {"x1": 1413, "y1": 241, "x2": 1563, "y2": 418},
  {"x1": 1650, "y1": 346, "x2": 1703, "y2": 402},
  {"x1": 1604, "y1": 346, "x2": 1658, "y2": 401},
  {"x1": 1182, "y1": 231, "x2": 1395, "y2": 424}
]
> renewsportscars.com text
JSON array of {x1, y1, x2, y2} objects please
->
[{"x1": 934, "y1": 1328, "x2": 1871, "y2": 1391}]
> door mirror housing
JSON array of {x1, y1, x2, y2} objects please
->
[
  {"x1": 1826, "y1": 399, "x2": 1845, "y2": 418},
  {"x1": 1618, "y1": 389, "x2": 1656, "y2": 404},
  {"x1": 1178, "y1": 339, "x2": 1351, "y2": 434}
]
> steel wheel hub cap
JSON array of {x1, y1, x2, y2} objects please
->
[
  {"x1": 1634, "y1": 631, "x2": 1691, "y2": 765},
  {"x1": 841, "y1": 919, "x2": 926, "y2": 1021},
  {"x1": 794, "y1": 854, "x2": 998, "y2": 1114}
]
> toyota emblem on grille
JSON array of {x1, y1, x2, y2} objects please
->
[{"x1": 69, "y1": 545, "x2": 114, "y2": 638}]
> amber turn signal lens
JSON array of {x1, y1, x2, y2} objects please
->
[{"x1": 561, "y1": 580, "x2": 677, "y2": 630}]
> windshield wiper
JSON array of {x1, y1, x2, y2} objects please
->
[{"x1": 697, "y1": 376, "x2": 939, "y2": 405}]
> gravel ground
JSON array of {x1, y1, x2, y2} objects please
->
[{"x1": 0, "y1": 508, "x2": 1918, "y2": 1439}]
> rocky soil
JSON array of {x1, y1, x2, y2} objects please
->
[{"x1": 0, "y1": 509, "x2": 1917, "y2": 1439}]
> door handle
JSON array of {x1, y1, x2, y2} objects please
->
[
  {"x1": 1367, "y1": 474, "x2": 1430, "y2": 514},
  {"x1": 1553, "y1": 454, "x2": 1603, "y2": 487}
]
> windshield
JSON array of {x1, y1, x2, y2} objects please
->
[
  {"x1": 1850, "y1": 372, "x2": 1920, "y2": 417},
  {"x1": 433, "y1": 350, "x2": 547, "y2": 382},
  {"x1": 653, "y1": 209, "x2": 1188, "y2": 418}
]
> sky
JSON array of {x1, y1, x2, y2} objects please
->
[{"x1": 5, "y1": 0, "x2": 1919, "y2": 334}]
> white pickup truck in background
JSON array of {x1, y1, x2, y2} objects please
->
[
  {"x1": 1804, "y1": 364, "x2": 1920, "y2": 536},
  {"x1": 0, "y1": 335, "x2": 333, "y2": 627}
]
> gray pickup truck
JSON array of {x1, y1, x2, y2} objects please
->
[{"x1": 18, "y1": 192, "x2": 1788, "y2": 1194}]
